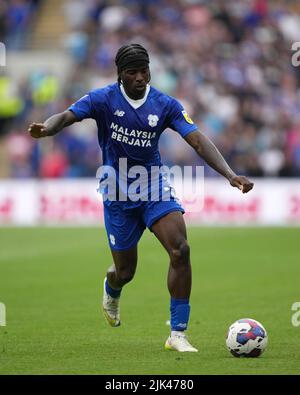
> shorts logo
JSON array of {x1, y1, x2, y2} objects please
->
[
  {"x1": 148, "y1": 114, "x2": 159, "y2": 127},
  {"x1": 182, "y1": 110, "x2": 194, "y2": 124},
  {"x1": 109, "y1": 234, "x2": 116, "y2": 245}
]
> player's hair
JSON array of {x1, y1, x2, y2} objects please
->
[{"x1": 115, "y1": 44, "x2": 150, "y2": 84}]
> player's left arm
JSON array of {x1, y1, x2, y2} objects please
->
[{"x1": 185, "y1": 130, "x2": 254, "y2": 194}]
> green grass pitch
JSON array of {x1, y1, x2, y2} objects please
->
[{"x1": 0, "y1": 227, "x2": 300, "y2": 375}]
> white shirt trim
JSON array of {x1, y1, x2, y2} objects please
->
[{"x1": 120, "y1": 84, "x2": 150, "y2": 109}]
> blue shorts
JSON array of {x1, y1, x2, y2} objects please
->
[{"x1": 104, "y1": 198, "x2": 184, "y2": 251}]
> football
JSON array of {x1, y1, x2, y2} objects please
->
[{"x1": 226, "y1": 318, "x2": 268, "y2": 357}]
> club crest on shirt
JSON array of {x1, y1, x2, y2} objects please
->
[
  {"x1": 148, "y1": 114, "x2": 159, "y2": 127},
  {"x1": 182, "y1": 110, "x2": 194, "y2": 124}
]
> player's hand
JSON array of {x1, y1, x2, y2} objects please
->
[
  {"x1": 229, "y1": 175, "x2": 254, "y2": 194},
  {"x1": 28, "y1": 123, "x2": 48, "y2": 138}
]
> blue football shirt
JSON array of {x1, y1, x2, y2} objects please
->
[{"x1": 68, "y1": 83, "x2": 198, "y2": 202}]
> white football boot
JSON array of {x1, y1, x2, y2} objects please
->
[
  {"x1": 165, "y1": 331, "x2": 198, "y2": 352},
  {"x1": 102, "y1": 277, "x2": 121, "y2": 327}
]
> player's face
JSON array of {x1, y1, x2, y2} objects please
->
[{"x1": 121, "y1": 67, "x2": 150, "y2": 100}]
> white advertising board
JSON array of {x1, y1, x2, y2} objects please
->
[{"x1": 0, "y1": 179, "x2": 299, "y2": 226}]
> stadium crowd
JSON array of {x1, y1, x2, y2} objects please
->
[
  {"x1": 0, "y1": 0, "x2": 41, "y2": 49},
  {"x1": 1, "y1": 0, "x2": 300, "y2": 178}
]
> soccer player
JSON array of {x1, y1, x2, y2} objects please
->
[{"x1": 28, "y1": 44, "x2": 253, "y2": 352}]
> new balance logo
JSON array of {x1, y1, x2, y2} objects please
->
[
  {"x1": 0, "y1": 42, "x2": 6, "y2": 67},
  {"x1": 114, "y1": 110, "x2": 125, "y2": 117}
]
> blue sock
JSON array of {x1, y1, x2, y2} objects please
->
[
  {"x1": 170, "y1": 298, "x2": 190, "y2": 331},
  {"x1": 105, "y1": 279, "x2": 121, "y2": 298}
]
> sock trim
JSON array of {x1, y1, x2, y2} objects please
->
[{"x1": 105, "y1": 279, "x2": 121, "y2": 298}]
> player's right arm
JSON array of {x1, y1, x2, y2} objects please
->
[
  {"x1": 28, "y1": 110, "x2": 78, "y2": 138},
  {"x1": 166, "y1": 97, "x2": 254, "y2": 194}
]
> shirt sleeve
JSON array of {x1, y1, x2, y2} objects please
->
[
  {"x1": 68, "y1": 93, "x2": 95, "y2": 121},
  {"x1": 167, "y1": 97, "x2": 198, "y2": 138}
]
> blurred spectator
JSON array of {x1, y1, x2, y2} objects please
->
[
  {"x1": 39, "y1": 144, "x2": 68, "y2": 178},
  {"x1": 5, "y1": 130, "x2": 33, "y2": 177}
]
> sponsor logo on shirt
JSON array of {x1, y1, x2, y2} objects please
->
[{"x1": 110, "y1": 122, "x2": 156, "y2": 147}]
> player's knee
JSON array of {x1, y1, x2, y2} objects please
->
[{"x1": 170, "y1": 241, "x2": 190, "y2": 264}]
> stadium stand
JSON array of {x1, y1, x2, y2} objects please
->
[{"x1": 1, "y1": 0, "x2": 300, "y2": 178}]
